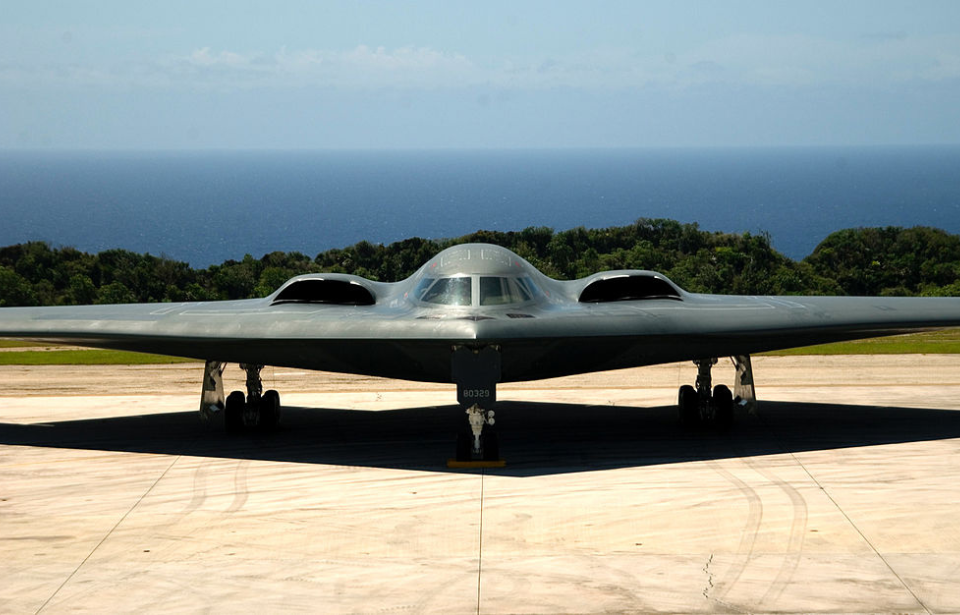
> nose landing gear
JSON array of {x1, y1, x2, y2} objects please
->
[
  {"x1": 450, "y1": 346, "x2": 503, "y2": 465},
  {"x1": 455, "y1": 404, "x2": 499, "y2": 462}
]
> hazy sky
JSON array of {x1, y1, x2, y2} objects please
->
[{"x1": 2, "y1": 1, "x2": 959, "y2": 149}]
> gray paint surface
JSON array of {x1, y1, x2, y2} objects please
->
[{"x1": 2, "y1": 243, "x2": 960, "y2": 382}]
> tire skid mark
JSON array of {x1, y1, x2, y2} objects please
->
[
  {"x1": 725, "y1": 429, "x2": 809, "y2": 612},
  {"x1": 748, "y1": 458, "x2": 808, "y2": 609},
  {"x1": 754, "y1": 411, "x2": 932, "y2": 614},
  {"x1": 705, "y1": 458, "x2": 763, "y2": 607},
  {"x1": 414, "y1": 567, "x2": 487, "y2": 614},
  {"x1": 743, "y1": 414, "x2": 817, "y2": 610},
  {"x1": 181, "y1": 459, "x2": 209, "y2": 516},
  {"x1": 590, "y1": 557, "x2": 647, "y2": 610},
  {"x1": 154, "y1": 574, "x2": 218, "y2": 613},
  {"x1": 226, "y1": 460, "x2": 250, "y2": 513}
]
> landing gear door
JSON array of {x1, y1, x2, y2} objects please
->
[
  {"x1": 732, "y1": 354, "x2": 758, "y2": 414},
  {"x1": 200, "y1": 360, "x2": 226, "y2": 421},
  {"x1": 451, "y1": 346, "x2": 501, "y2": 407}
]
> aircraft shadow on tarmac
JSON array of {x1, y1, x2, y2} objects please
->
[{"x1": 3, "y1": 400, "x2": 960, "y2": 476}]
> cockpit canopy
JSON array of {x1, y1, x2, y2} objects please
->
[
  {"x1": 416, "y1": 276, "x2": 471, "y2": 306},
  {"x1": 411, "y1": 244, "x2": 544, "y2": 307},
  {"x1": 414, "y1": 274, "x2": 539, "y2": 307}
]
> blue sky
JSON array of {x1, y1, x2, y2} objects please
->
[{"x1": 2, "y1": 1, "x2": 959, "y2": 149}]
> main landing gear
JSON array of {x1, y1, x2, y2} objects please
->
[
  {"x1": 199, "y1": 362, "x2": 281, "y2": 433},
  {"x1": 224, "y1": 363, "x2": 282, "y2": 433},
  {"x1": 678, "y1": 356, "x2": 757, "y2": 429}
]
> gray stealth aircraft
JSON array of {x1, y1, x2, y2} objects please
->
[{"x1": 3, "y1": 243, "x2": 960, "y2": 461}]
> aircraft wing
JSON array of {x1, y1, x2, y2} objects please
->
[
  {"x1": 2, "y1": 289, "x2": 959, "y2": 383},
  {"x1": 472, "y1": 293, "x2": 960, "y2": 381},
  {"x1": 3, "y1": 244, "x2": 960, "y2": 383},
  {"x1": 0, "y1": 296, "x2": 482, "y2": 382}
]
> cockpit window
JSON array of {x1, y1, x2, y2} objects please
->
[
  {"x1": 514, "y1": 276, "x2": 540, "y2": 299},
  {"x1": 419, "y1": 277, "x2": 472, "y2": 306},
  {"x1": 480, "y1": 277, "x2": 532, "y2": 306},
  {"x1": 414, "y1": 278, "x2": 433, "y2": 301}
]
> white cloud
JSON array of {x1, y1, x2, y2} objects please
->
[
  {"x1": 156, "y1": 45, "x2": 476, "y2": 89},
  {"x1": 187, "y1": 47, "x2": 248, "y2": 68},
  {"x1": 2, "y1": 35, "x2": 959, "y2": 92},
  {"x1": 342, "y1": 45, "x2": 470, "y2": 71}
]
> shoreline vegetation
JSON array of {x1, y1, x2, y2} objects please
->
[{"x1": 3, "y1": 219, "x2": 960, "y2": 364}]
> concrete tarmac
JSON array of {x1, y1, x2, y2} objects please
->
[{"x1": 2, "y1": 356, "x2": 960, "y2": 613}]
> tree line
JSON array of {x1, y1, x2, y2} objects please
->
[{"x1": 2, "y1": 219, "x2": 960, "y2": 307}]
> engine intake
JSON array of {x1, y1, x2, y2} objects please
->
[
  {"x1": 579, "y1": 274, "x2": 682, "y2": 303},
  {"x1": 272, "y1": 278, "x2": 375, "y2": 305}
]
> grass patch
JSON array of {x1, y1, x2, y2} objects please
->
[
  {"x1": 0, "y1": 349, "x2": 196, "y2": 365},
  {"x1": 762, "y1": 329, "x2": 960, "y2": 356},
  {"x1": 0, "y1": 340, "x2": 50, "y2": 348}
]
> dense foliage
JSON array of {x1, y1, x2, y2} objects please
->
[{"x1": 2, "y1": 219, "x2": 959, "y2": 307}]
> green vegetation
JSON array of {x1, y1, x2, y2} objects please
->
[
  {"x1": 762, "y1": 329, "x2": 960, "y2": 356},
  {"x1": 3, "y1": 220, "x2": 960, "y2": 363},
  {"x1": 4, "y1": 220, "x2": 960, "y2": 307},
  {"x1": 0, "y1": 349, "x2": 195, "y2": 365},
  {"x1": 0, "y1": 340, "x2": 46, "y2": 348}
]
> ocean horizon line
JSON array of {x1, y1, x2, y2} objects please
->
[{"x1": 3, "y1": 143, "x2": 960, "y2": 155}]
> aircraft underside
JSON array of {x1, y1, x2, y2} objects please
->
[{"x1": 198, "y1": 346, "x2": 759, "y2": 463}]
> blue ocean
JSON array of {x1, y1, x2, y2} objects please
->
[{"x1": 1, "y1": 147, "x2": 959, "y2": 266}]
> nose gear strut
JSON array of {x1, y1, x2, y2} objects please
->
[
  {"x1": 466, "y1": 404, "x2": 496, "y2": 453},
  {"x1": 451, "y1": 345, "x2": 502, "y2": 462}
]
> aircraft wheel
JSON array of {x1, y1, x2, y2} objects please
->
[
  {"x1": 713, "y1": 384, "x2": 734, "y2": 429},
  {"x1": 225, "y1": 390, "x2": 245, "y2": 433},
  {"x1": 455, "y1": 433, "x2": 473, "y2": 462},
  {"x1": 260, "y1": 389, "x2": 281, "y2": 431},
  {"x1": 678, "y1": 385, "x2": 699, "y2": 427},
  {"x1": 481, "y1": 432, "x2": 500, "y2": 461}
]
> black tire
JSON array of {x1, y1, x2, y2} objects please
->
[
  {"x1": 678, "y1": 385, "x2": 699, "y2": 427},
  {"x1": 481, "y1": 432, "x2": 500, "y2": 461},
  {"x1": 456, "y1": 433, "x2": 473, "y2": 461},
  {"x1": 225, "y1": 390, "x2": 245, "y2": 434},
  {"x1": 713, "y1": 384, "x2": 734, "y2": 430},
  {"x1": 260, "y1": 389, "x2": 281, "y2": 431}
]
